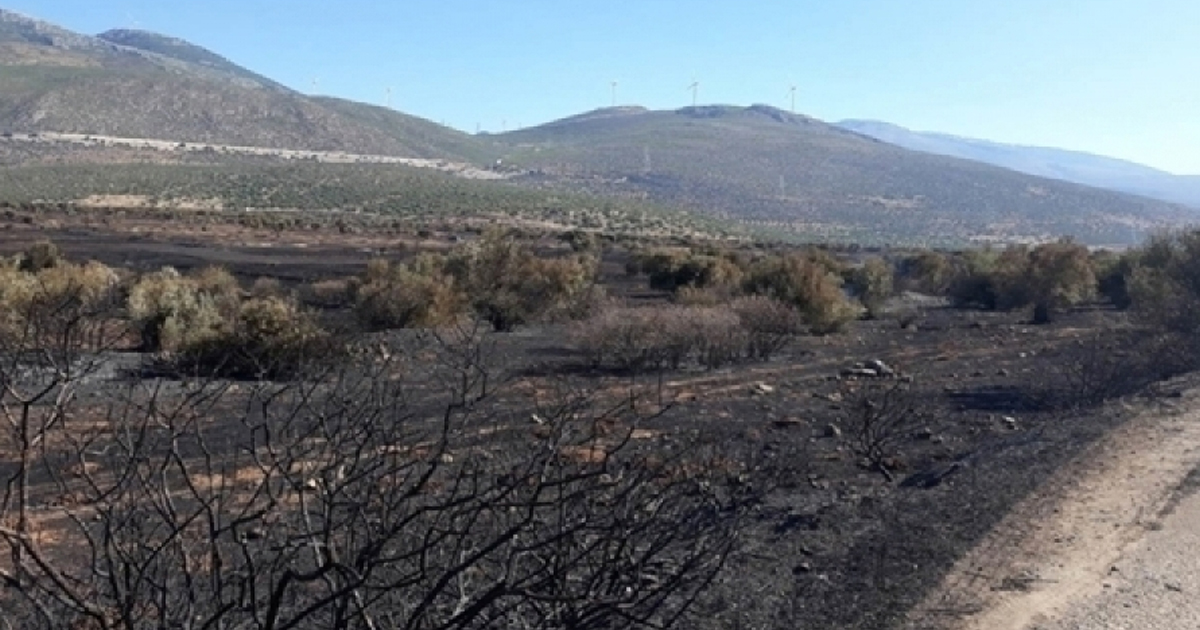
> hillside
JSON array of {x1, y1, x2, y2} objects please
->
[
  {"x1": 0, "y1": 8, "x2": 477, "y2": 160},
  {"x1": 838, "y1": 119, "x2": 1200, "y2": 208},
  {"x1": 494, "y1": 105, "x2": 1193, "y2": 245}
]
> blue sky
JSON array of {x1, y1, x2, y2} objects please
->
[{"x1": 7, "y1": 0, "x2": 1200, "y2": 174}]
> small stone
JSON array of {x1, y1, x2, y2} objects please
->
[
  {"x1": 997, "y1": 368, "x2": 1011, "y2": 377},
  {"x1": 792, "y1": 562, "x2": 813, "y2": 575},
  {"x1": 822, "y1": 424, "x2": 842, "y2": 439},
  {"x1": 752, "y1": 382, "x2": 776, "y2": 395},
  {"x1": 914, "y1": 428, "x2": 935, "y2": 440}
]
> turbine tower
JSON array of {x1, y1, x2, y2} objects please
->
[
  {"x1": 386, "y1": 86, "x2": 393, "y2": 109},
  {"x1": 611, "y1": 80, "x2": 618, "y2": 107},
  {"x1": 789, "y1": 85, "x2": 797, "y2": 113},
  {"x1": 687, "y1": 80, "x2": 699, "y2": 107}
]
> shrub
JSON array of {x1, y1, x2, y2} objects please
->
[
  {"x1": 846, "y1": 257, "x2": 895, "y2": 318},
  {"x1": 353, "y1": 255, "x2": 465, "y2": 330},
  {"x1": 899, "y1": 250, "x2": 953, "y2": 295},
  {"x1": 18, "y1": 240, "x2": 63, "y2": 272},
  {"x1": 0, "y1": 260, "x2": 121, "y2": 349},
  {"x1": 127, "y1": 267, "x2": 229, "y2": 352},
  {"x1": 178, "y1": 296, "x2": 336, "y2": 380},
  {"x1": 1125, "y1": 230, "x2": 1200, "y2": 335},
  {"x1": 1024, "y1": 240, "x2": 1096, "y2": 322},
  {"x1": 250, "y1": 276, "x2": 284, "y2": 298},
  {"x1": 456, "y1": 230, "x2": 596, "y2": 331},
  {"x1": 730, "y1": 295, "x2": 803, "y2": 360},
  {"x1": 1093, "y1": 249, "x2": 1136, "y2": 309},
  {"x1": 947, "y1": 249, "x2": 999, "y2": 309},
  {"x1": 633, "y1": 248, "x2": 745, "y2": 293},
  {"x1": 977, "y1": 241, "x2": 1096, "y2": 322},
  {"x1": 301, "y1": 278, "x2": 355, "y2": 309},
  {"x1": 744, "y1": 252, "x2": 858, "y2": 334}
]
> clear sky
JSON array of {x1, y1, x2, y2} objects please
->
[{"x1": 6, "y1": 0, "x2": 1200, "y2": 174}]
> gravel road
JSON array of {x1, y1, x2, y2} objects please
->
[
  {"x1": 906, "y1": 381, "x2": 1200, "y2": 630},
  {"x1": 1035, "y1": 481, "x2": 1200, "y2": 630}
]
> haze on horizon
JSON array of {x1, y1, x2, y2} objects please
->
[{"x1": 6, "y1": 0, "x2": 1198, "y2": 175}]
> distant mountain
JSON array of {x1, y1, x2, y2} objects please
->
[
  {"x1": 493, "y1": 105, "x2": 1192, "y2": 246},
  {"x1": 837, "y1": 119, "x2": 1200, "y2": 208},
  {"x1": 96, "y1": 29, "x2": 289, "y2": 92},
  {"x1": 0, "y1": 7, "x2": 1194, "y2": 247},
  {"x1": 0, "y1": 8, "x2": 476, "y2": 160}
]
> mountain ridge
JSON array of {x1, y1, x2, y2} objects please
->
[
  {"x1": 0, "y1": 6, "x2": 1195, "y2": 246},
  {"x1": 837, "y1": 119, "x2": 1200, "y2": 208},
  {"x1": 492, "y1": 105, "x2": 1191, "y2": 245}
]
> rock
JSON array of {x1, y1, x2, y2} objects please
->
[
  {"x1": 1002, "y1": 416, "x2": 1018, "y2": 428},
  {"x1": 752, "y1": 382, "x2": 776, "y2": 395},
  {"x1": 865, "y1": 359, "x2": 896, "y2": 377},
  {"x1": 841, "y1": 367, "x2": 879, "y2": 379},
  {"x1": 900, "y1": 462, "x2": 964, "y2": 488},
  {"x1": 914, "y1": 427, "x2": 935, "y2": 440},
  {"x1": 773, "y1": 417, "x2": 805, "y2": 429},
  {"x1": 822, "y1": 423, "x2": 842, "y2": 439},
  {"x1": 997, "y1": 368, "x2": 1011, "y2": 377},
  {"x1": 792, "y1": 562, "x2": 813, "y2": 575}
]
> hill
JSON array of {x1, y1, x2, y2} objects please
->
[
  {"x1": 837, "y1": 119, "x2": 1200, "y2": 208},
  {"x1": 494, "y1": 105, "x2": 1193, "y2": 246},
  {"x1": 0, "y1": 8, "x2": 476, "y2": 160}
]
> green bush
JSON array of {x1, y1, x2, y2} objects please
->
[
  {"x1": 18, "y1": 240, "x2": 63, "y2": 272},
  {"x1": 846, "y1": 257, "x2": 895, "y2": 318},
  {"x1": 177, "y1": 296, "x2": 337, "y2": 380},
  {"x1": 948, "y1": 242, "x2": 1095, "y2": 322},
  {"x1": 1125, "y1": 230, "x2": 1200, "y2": 334},
  {"x1": 899, "y1": 250, "x2": 953, "y2": 295},
  {"x1": 632, "y1": 248, "x2": 744, "y2": 293},
  {"x1": 127, "y1": 267, "x2": 228, "y2": 352},
  {"x1": 0, "y1": 259, "x2": 120, "y2": 348},
  {"x1": 456, "y1": 230, "x2": 596, "y2": 331},
  {"x1": 353, "y1": 255, "x2": 465, "y2": 330},
  {"x1": 743, "y1": 252, "x2": 858, "y2": 334}
]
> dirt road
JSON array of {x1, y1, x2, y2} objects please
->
[{"x1": 906, "y1": 381, "x2": 1200, "y2": 630}]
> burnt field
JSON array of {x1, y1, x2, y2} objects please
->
[{"x1": 0, "y1": 212, "x2": 1192, "y2": 629}]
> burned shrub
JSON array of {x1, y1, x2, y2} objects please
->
[
  {"x1": 839, "y1": 378, "x2": 929, "y2": 481},
  {"x1": 730, "y1": 295, "x2": 803, "y2": 360}
]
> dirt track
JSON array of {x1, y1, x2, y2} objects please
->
[{"x1": 907, "y1": 381, "x2": 1200, "y2": 630}]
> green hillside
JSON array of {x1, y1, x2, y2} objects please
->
[{"x1": 494, "y1": 105, "x2": 1191, "y2": 246}]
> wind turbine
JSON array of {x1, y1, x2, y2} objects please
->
[
  {"x1": 610, "y1": 80, "x2": 618, "y2": 107},
  {"x1": 687, "y1": 80, "x2": 699, "y2": 107},
  {"x1": 789, "y1": 85, "x2": 797, "y2": 113},
  {"x1": 385, "y1": 86, "x2": 393, "y2": 109}
]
